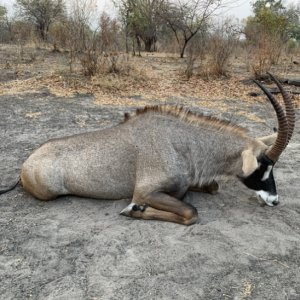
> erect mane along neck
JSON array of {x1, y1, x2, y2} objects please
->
[{"x1": 124, "y1": 105, "x2": 248, "y2": 136}]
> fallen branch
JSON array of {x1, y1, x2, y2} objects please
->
[
  {"x1": 249, "y1": 88, "x2": 300, "y2": 97},
  {"x1": 282, "y1": 79, "x2": 300, "y2": 87}
]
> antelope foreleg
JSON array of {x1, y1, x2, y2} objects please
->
[{"x1": 120, "y1": 192, "x2": 198, "y2": 225}]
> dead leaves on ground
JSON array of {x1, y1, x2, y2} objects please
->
[{"x1": 0, "y1": 46, "x2": 299, "y2": 110}]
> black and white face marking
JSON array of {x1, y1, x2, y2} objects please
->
[{"x1": 240, "y1": 155, "x2": 279, "y2": 206}]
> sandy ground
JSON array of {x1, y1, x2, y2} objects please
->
[{"x1": 0, "y1": 91, "x2": 299, "y2": 300}]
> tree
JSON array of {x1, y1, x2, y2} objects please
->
[
  {"x1": 244, "y1": 0, "x2": 290, "y2": 77},
  {"x1": 286, "y1": 3, "x2": 300, "y2": 40},
  {"x1": 252, "y1": 0, "x2": 285, "y2": 16},
  {"x1": 251, "y1": 1, "x2": 300, "y2": 41},
  {"x1": 115, "y1": 0, "x2": 166, "y2": 53},
  {"x1": 0, "y1": 5, "x2": 7, "y2": 19},
  {"x1": 63, "y1": 0, "x2": 98, "y2": 72},
  {"x1": 0, "y1": 4, "x2": 14, "y2": 42},
  {"x1": 246, "y1": 4, "x2": 288, "y2": 39},
  {"x1": 161, "y1": 0, "x2": 224, "y2": 58},
  {"x1": 0, "y1": 5, "x2": 7, "y2": 41},
  {"x1": 207, "y1": 19, "x2": 240, "y2": 77},
  {"x1": 247, "y1": 0, "x2": 300, "y2": 41},
  {"x1": 15, "y1": 0, "x2": 65, "y2": 41},
  {"x1": 99, "y1": 12, "x2": 121, "y2": 53}
]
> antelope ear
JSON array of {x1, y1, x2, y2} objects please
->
[
  {"x1": 257, "y1": 132, "x2": 277, "y2": 146},
  {"x1": 241, "y1": 149, "x2": 258, "y2": 177}
]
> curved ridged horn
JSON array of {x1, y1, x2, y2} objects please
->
[
  {"x1": 253, "y1": 80, "x2": 289, "y2": 162},
  {"x1": 267, "y1": 72, "x2": 295, "y2": 144}
]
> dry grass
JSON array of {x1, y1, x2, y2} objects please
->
[
  {"x1": 0, "y1": 44, "x2": 299, "y2": 110},
  {"x1": 241, "y1": 280, "x2": 255, "y2": 299}
]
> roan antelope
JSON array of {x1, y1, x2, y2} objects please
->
[{"x1": 1, "y1": 74, "x2": 295, "y2": 225}]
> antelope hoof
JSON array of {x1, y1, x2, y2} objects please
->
[
  {"x1": 120, "y1": 203, "x2": 148, "y2": 216},
  {"x1": 207, "y1": 181, "x2": 219, "y2": 195},
  {"x1": 200, "y1": 180, "x2": 219, "y2": 195}
]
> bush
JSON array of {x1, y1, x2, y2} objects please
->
[
  {"x1": 207, "y1": 23, "x2": 239, "y2": 77},
  {"x1": 286, "y1": 38, "x2": 298, "y2": 54},
  {"x1": 184, "y1": 19, "x2": 239, "y2": 79},
  {"x1": 244, "y1": 5, "x2": 289, "y2": 78}
]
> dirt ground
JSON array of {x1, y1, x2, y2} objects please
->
[{"x1": 0, "y1": 46, "x2": 300, "y2": 299}]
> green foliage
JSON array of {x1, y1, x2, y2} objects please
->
[
  {"x1": 246, "y1": 4, "x2": 288, "y2": 40},
  {"x1": 0, "y1": 5, "x2": 7, "y2": 19},
  {"x1": 16, "y1": 0, "x2": 65, "y2": 41},
  {"x1": 286, "y1": 38, "x2": 298, "y2": 53},
  {"x1": 160, "y1": 0, "x2": 222, "y2": 58},
  {"x1": 252, "y1": 0, "x2": 285, "y2": 16},
  {"x1": 0, "y1": 5, "x2": 11, "y2": 42},
  {"x1": 245, "y1": 0, "x2": 291, "y2": 77},
  {"x1": 285, "y1": 4, "x2": 300, "y2": 40},
  {"x1": 116, "y1": 0, "x2": 165, "y2": 52},
  {"x1": 248, "y1": 0, "x2": 300, "y2": 41}
]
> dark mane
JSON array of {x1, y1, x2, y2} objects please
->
[{"x1": 124, "y1": 105, "x2": 248, "y2": 136}]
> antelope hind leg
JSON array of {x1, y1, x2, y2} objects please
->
[{"x1": 120, "y1": 192, "x2": 198, "y2": 225}]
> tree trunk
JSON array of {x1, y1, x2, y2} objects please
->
[
  {"x1": 37, "y1": 23, "x2": 47, "y2": 41},
  {"x1": 144, "y1": 38, "x2": 153, "y2": 52},
  {"x1": 143, "y1": 36, "x2": 157, "y2": 52},
  {"x1": 180, "y1": 40, "x2": 188, "y2": 58},
  {"x1": 136, "y1": 35, "x2": 141, "y2": 56},
  {"x1": 125, "y1": 32, "x2": 129, "y2": 54}
]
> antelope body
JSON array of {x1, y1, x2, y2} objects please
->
[{"x1": 20, "y1": 74, "x2": 295, "y2": 225}]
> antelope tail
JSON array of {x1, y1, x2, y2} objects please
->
[{"x1": 0, "y1": 178, "x2": 20, "y2": 195}]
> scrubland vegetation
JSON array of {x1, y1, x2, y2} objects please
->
[{"x1": 0, "y1": 0, "x2": 300, "y2": 107}]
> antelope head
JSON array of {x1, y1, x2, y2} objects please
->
[{"x1": 239, "y1": 73, "x2": 295, "y2": 206}]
